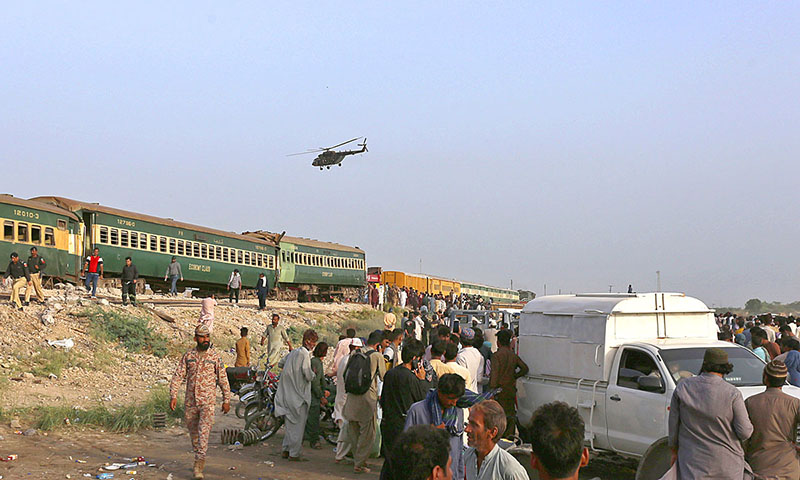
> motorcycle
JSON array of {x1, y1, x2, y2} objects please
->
[{"x1": 242, "y1": 368, "x2": 283, "y2": 441}]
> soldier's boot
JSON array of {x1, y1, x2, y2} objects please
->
[{"x1": 193, "y1": 458, "x2": 205, "y2": 479}]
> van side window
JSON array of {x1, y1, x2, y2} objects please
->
[{"x1": 617, "y1": 349, "x2": 664, "y2": 393}]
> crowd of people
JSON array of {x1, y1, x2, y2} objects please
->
[
  {"x1": 665, "y1": 313, "x2": 800, "y2": 478},
  {"x1": 365, "y1": 284, "x2": 493, "y2": 313},
  {"x1": 168, "y1": 303, "x2": 591, "y2": 480},
  {"x1": 718, "y1": 312, "x2": 800, "y2": 386}
]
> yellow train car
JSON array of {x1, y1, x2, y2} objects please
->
[
  {"x1": 380, "y1": 270, "x2": 461, "y2": 295},
  {"x1": 427, "y1": 276, "x2": 460, "y2": 295}
]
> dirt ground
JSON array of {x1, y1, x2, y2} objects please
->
[{"x1": 0, "y1": 406, "x2": 636, "y2": 480}]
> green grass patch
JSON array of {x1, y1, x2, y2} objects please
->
[
  {"x1": 80, "y1": 307, "x2": 169, "y2": 358},
  {"x1": 13, "y1": 348, "x2": 89, "y2": 377},
  {"x1": 91, "y1": 347, "x2": 116, "y2": 372},
  {"x1": 32, "y1": 388, "x2": 184, "y2": 432}
]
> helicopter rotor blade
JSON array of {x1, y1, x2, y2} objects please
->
[
  {"x1": 326, "y1": 137, "x2": 362, "y2": 150},
  {"x1": 286, "y1": 150, "x2": 319, "y2": 157}
]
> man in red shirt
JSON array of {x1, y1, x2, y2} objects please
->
[{"x1": 81, "y1": 248, "x2": 103, "y2": 298}]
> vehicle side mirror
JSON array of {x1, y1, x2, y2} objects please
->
[{"x1": 637, "y1": 375, "x2": 664, "y2": 392}]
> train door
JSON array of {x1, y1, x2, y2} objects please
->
[
  {"x1": 69, "y1": 219, "x2": 83, "y2": 280},
  {"x1": 81, "y1": 212, "x2": 94, "y2": 256}
]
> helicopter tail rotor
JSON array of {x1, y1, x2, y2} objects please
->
[{"x1": 360, "y1": 138, "x2": 368, "y2": 153}]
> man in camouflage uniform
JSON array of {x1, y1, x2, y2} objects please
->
[{"x1": 170, "y1": 324, "x2": 232, "y2": 480}]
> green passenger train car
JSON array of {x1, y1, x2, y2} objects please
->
[
  {"x1": 33, "y1": 197, "x2": 278, "y2": 290},
  {"x1": 460, "y1": 281, "x2": 520, "y2": 304},
  {"x1": 0, "y1": 195, "x2": 83, "y2": 282},
  {"x1": 244, "y1": 231, "x2": 366, "y2": 300}
]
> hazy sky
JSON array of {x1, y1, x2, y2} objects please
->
[{"x1": 2, "y1": 3, "x2": 798, "y2": 307}]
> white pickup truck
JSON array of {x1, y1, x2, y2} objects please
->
[{"x1": 514, "y1": 292, "x2": 800, "y2": 480}]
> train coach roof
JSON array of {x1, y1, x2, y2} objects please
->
[
  {"x1": 31, "y1": 196, "x2": 276, "y2": 247},
  {"x1": 0, "y1": 194, "x2": 81, "y2": 221},
  {"x1": 243, "y1": 230, "x2": 363, "y2": 254}
]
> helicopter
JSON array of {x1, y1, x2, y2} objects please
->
[{"x1": 288, "y1": 137, "x2": 368, "y2": 170}]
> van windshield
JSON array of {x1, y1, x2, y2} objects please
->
[{"x1": 659, "y1": 347, "x2": 766, "y2": 387}]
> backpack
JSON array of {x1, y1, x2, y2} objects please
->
[{"x1": 344, "y1": 349, "x2": 377, "y2": 395}]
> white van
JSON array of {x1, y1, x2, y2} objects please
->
[{"x1": 514, "y1": 292, "x2": 800, "y2": 479}]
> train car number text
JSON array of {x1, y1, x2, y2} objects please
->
[{"x1": 13, "y1": 209, "x2": 40, "y2": 220}]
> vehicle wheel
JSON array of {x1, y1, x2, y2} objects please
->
[
  {"x1": 235, "y1": 401, "x2": 247, "y2": 419},
  {"x1": 635, "y1": 437, "x2": 671, "y2": 480},
  {"x1": 246, "y1": 411, "x2": 283, "y2": 440},
  {"x1": 242, "y1": 401, "x2": 262, "y2": 421}
]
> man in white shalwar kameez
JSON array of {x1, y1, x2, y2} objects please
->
[
  {"x1": 274, "y1": 328, "x2": 317, "y2": 460},
  {"x1": 334, "y1": 338, "x2": 363, "y2": 463}
]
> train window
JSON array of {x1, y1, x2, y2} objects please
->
[
  {"x1": 150, "y1": 235, "x2": 157, "y2": 251},
  {"x1": 268, "y1": 256, "x2": 274, "y2": 269},
  {"x1": 57, "y1": 219, "x2": 67, "y2": 230},
  {"x1": 251, "y1": 253, "x2": 257, "y2": 266},
  {"x1": 110, "y1": 228, "x2": 119, "y2": 246},
  {"x1": 177, "y1": 240, "x2": 185, "y2": 256},
  {"x1": 244, "y1": 252, "x2": 250, "y2": 265},
  {"x1": 201, "y1": 244, "x2": 208, "y2": 259},
  {"x1": 159, "y1": 236, "x2": 167, "y2": 253},
  {"x1": 121, "y1": 230, "x2": 129, "y2": 247},
  {"x1": 193, "y1": 243, "x2": 200, "y2": 257},
  {"x1": 130, "y1": 232, "x2": 138, "y2": 248},
  {"x1": 31, "y1": 225, "x2": 41, "y2": 244},
  {"x1": 44, "y1": 228, "x2": 55, "y2": 246},
  {"x1": 17, "y1": 223, "x2": 28, "y2": 243},
  {"x1": 139, "y1": 233, "x2": 147, "y2": 249},
  {"x1": 256, "y1": 254, "x2": 263, "y2": 267},
  {"x1": 222, "y1": 248, "x2": 229, "y2": 262},
  {"x1": 99, "y1": 227, "x2": 109, "y2": 244},
  {"x1": 216, "y1": 246, "x2": 222, "y2": 260},
  {"x1": 186, "y1": 241, "x2": 194, "y2": 257},
  {"x1": 4, "y1": 221, "x2": 13, "y2": 241},
  {"x1": 237, "y1": 250, "x2": 243, "y2": 264},
  {"x1": 169, "y1": 238, "x2": 176, "y2": 254}
]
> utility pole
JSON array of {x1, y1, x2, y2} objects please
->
[
  {"x1": 544, "y1": 283, "x2": 547, "y2": 296},
  {"x1": 419, "y1": 259, "x2": 422, "y2": 274},
  {"x1": 609, "y1": 284, "x2": 613, "y2": 293},
  {"x1": 656, "y1": 271, "x2": 661, "y2": 292},
  {"x1": 510, "y1": 279, "x2": 513, "y2": 290}
]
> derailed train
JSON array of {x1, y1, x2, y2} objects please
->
[
  {"x1": 0, "y1": 195, "x2": 365, "y2": 300},
  {"x1": 0, "y1": 194, "x2": 520, "y2": 302}
]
